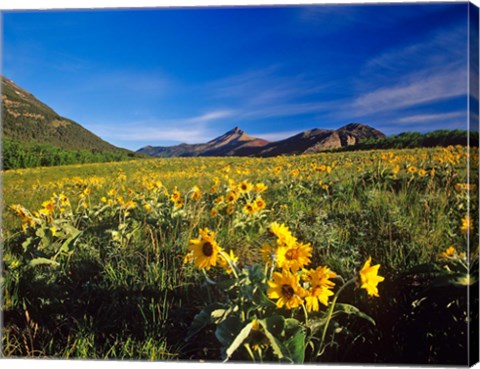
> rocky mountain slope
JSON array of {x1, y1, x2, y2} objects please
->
[
  {"x1": 138, "y1": 123, "x2": 385, "y2": 157},
  {"x1": 1, "y1": 76, "x2": 128, "y2": 153},
  {"x1": 138, "y1": 127, "x2": 269, "y2": 157}
]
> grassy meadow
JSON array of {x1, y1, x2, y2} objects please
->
[{"x1": 1, "y1": 146, "x2": 478, "y2": 364}]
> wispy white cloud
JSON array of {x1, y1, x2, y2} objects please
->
[
  {"x1": 110, "y1": 126, "x2": 211, "y2": 143},
  {"x1": 397, "y1": 111, "x2": 465, "y2": 124},
  {"x1": 345, "y1": 23, "x2": 468, "y2": 119},
  {"x1": 351, "y1": 68, "x2": 467, "y2": 116},
  {"x1": 364, "y1": 24, "x2": 467, "y2": 76},
  {"x1": 92, "y1": 109, "x2": 232, "y2": 145},
  {"x1": 188, "y1": 110, "x2": 235, "y2": 123},
  {"x1": 207, "y1": 66, "x2": 330, "y2": 107}
]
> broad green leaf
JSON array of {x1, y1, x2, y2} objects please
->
[
  {"x1": 284, "y1": 319, "x2": 305, "y2": 363},
  {"x1": 284, "y1": 326, "x2": 305, "y2": 364},
  {"x1": 58, "y1": 229, "x2": 81, "y2": 254},
  {"x1": 335, "y1": 303, "x2": 375, "y2": 326},
  {"x1": 224, "y1": 322, "x2": 253, "y2": 361},
  {"x1": 215, "y1": 278, "x2": 238, "y2": 290},
  {"x1": 247, "y1": 264, "x2": 265, "y2": 284},
  {"x1": 265, "y1": 315, "x2": 285, "y2": 336},
  {"x1": 259, "y1": 318, "x2": 289, "y2": 362},
  {"x1": 211, "y1": 305, "x2": 238, "y2": 324},
  {"x1": 29, "y1": 257, "x2": 59, "y2": 267},
  {"x1": 252, "y1": 288, "x2": 276, "y2": 307},
  {"x1": 306, "y1": 316, "x2": 328, "y2": 335},
  {"x1": 186, "y1": 303, "x2": 223, "y2": 341},
  {"x1": 215, "y1": 316, "x2": 243, "y2": 347}
]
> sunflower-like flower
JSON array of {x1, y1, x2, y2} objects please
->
[
  {"x1": 260, "y1": 243, "x2": 274, "y2": 266},
  {"x1": 238, "y1": 181, "x2": 253, "y2": 194},
  {"x1": 171, "y1": 187, "x2": 181, "y2": 202},
  {"x1": 267, "y1": 269, "x2": 306, "y2": 309},
  {"x1": 359, "y1": 257, "x2": 385, "y2": 297},
  {"x1": 253, "y1": 182, "x2": 268, "y2": 193},
  {"x1": 304, "y1": 266, "x2": 336, "y2": 312},
  {"x1": 217, "y1": 249, "x2": 238, "y2": 274},
  {"x1": 190, "y1": 185, "x2": 202, "y2": 201},
  {"x1": 188, "y1": 228, "x2": 221, "y2": 270},
  {"x1": 253, "y1": 197, "x2": 266, "y2": 211},
  {"x1": 243, "y1": 203, "x2": 256, "y2": 215},
  {"x1": 439, "y1": 245, "x2": 456, "y2": 259},
  {"x1": 407, "y1": 166, "x2": 417, "y2": 174},
  {"x1": 39, "y1": 199, "x2": 55, "y2": 216},
  {"x1": 269, "y1": 222, "x2": 297, "y2": 247},
  {"x1": 276, "y1": 241, "x2": 312, "y2": 272},
  {"x1": 248, "y1": 320, "x2": 270, "y2": 350},
  {"x1": 461, "y1": 215, "x2": 472, "y2": 235},
  {"x1": 418, "y1": 169, "x2": 427, "y2": 177},
  {"x1": 225, "y1": 190, "x2": 239, "y2": 204}
]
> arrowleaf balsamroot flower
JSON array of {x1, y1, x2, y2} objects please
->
[
  {"x1": 276, "y1": 241, "x2": 312, "y2": 272},
  {"x1": 267, "y1": 269, "x2": 306, "y2": 309},
  {"x1": 269, "y1": 222, "x2": 297, "y2": 247},
  {"x1": 359, "y1": 257, "x2": 385, "y2": 297},
  {"x1": 461, "y1": 215, "x2": 472, "y2": 235},
  {"x1": 188, "y1": 228, "x2": 221, "y2": 270},
  {"x1": 304, "y1": 266, "x2": 337, "y2": 312},
  {"x1": 218, "y1": 249, "x2": 238, "y2": 274},
  {"x1": 439, "y1": 246, "x2": 456, "y2": 259}
]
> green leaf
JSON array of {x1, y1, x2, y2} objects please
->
[
  {"x1": 247, "y1": 264, "x2": 265, "y2": 284},
  {"x1": 215, "y1": 277, "x2": 238, "y2": 291},
  {"x1": 211, "y1": 305, "x2": 238, "y2": 324},
  {"x1": 259, "y1": 318, "x2": 289, "y2": 362},
  {"x1": 186, "y1": 303, "x2": 223, "y2": 341},
  {"x1": 224, "y1": 322, "x2": 253, "y2": 361},
  {"x1": 22, "y1": 237, "x2": 33, "y2": 251},
  {"x1": 285, "y1": 319, "x2": 305, "y2": 364},
  {"x1": 335, "y1": 303, "x2": 375, "y2": 325},
  {"x1": 57, "y1": 229, "x2": 81, "y2": 254},
  {"x1": 29, "y1": 257, "x2": 59, "y2": 267},
  {"x1": 252, "y1": 288, "x2": 276, "y2": 307},
  {"x1": 265, "y1": 315, "x2": 285, "y2": 336},
  {"x1": 215, "y1": 316, "x2": 243, "y2": 347},
  {"x1": 306, "y1": 316, "x2": 328, "y2": 335}
]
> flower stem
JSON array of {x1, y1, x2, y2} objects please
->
[{"x1": 315, "y1": 278, "x2": 355, "y2": 360}]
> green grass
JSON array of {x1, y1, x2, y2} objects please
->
[{"x1": 1, "y1": 146, "x2": 478, "y2": 363}]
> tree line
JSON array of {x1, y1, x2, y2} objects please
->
[
  {"x1": 2, "y1": 137, "x2": 141, "y2": 170},
  {"x1": 333, "y1": 129, "x2": 479, "y2": 152}
]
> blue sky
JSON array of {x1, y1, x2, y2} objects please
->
[{"x1": 2, "y1": 3, "x2": 470, "y2": 150}]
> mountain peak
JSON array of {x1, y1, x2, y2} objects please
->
[
  {"x1": 227, "y1": 126, "x2": 244, "y2": 135},
  {"x1": 338, "y1": 123, "x2": 367, "y2": 131}
]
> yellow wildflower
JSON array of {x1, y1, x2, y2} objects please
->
[
  {"x1": 276, "y1": 241, "x2": 312, "y2": 272},
  {"x1": 359, "y1": 257, "x2": 385, "y2": 297},
  {"x1": 304, "y1": 266, "x2": 337, "y2": 312},
  {"x1": 461, "y1": 216, "x2": 472, "y2": 235},
  {"x1": 188, "y1": 228, "x2": 221, "y2": 270},
  {"x1": 267, "y1": 269, "x2": 306, "y2": 309}
]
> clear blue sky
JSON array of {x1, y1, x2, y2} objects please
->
[{"x1": 2, "y1": 3, "x2": 470, "y2": 150}]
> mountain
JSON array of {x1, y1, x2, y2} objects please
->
[
  {"x1": 137, "y1": 123, "x2": 385, "y2": 157},
  {"x1": 1, "y1": 76, "x2": 129, "y2": 153},
  {"x1": 137, "y1": 127, "x2": 269, "y2": 157}
]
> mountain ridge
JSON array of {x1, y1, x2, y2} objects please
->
[
  {"x1": 1, "y1": 76, "x2": 131, "y2": 154},
  {"x1": 137, "y1": 123, "x2": 386, "y2": 157}
]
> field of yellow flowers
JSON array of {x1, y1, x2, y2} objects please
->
[{"x1": 2, "y1": 146, "x2": 478, "y2": 364}]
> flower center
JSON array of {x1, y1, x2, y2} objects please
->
[
  {"x1": 202, "y1": 242, "x2": 214, "y2": 257},
  {"x1": 281, "y1": 284, "x2": 295, "y2": 299},
  {"x1": 285, "y1": 248, "x2": 299, "y2": 260}
]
